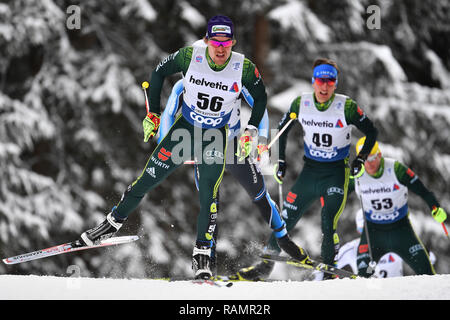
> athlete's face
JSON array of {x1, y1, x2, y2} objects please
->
[
  {"x1": 364, "y1": 152, "x2": 382, "y2": 175},
  {"x1": 206, "y1": 36, "x2": 234, "y2": 66},
  {"x1": 312, "y1": 77, "x2": 337, "y2": 103}
]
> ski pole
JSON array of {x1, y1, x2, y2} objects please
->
[
  {"x1": 278, "y1": 181, "x2": 283, "y2": 211},
  {"x1": 442, "y1": 222, "x2": 449, "y2": 238},
  {"x1": 355, "y1": 174, "x2": 377, "y2": 274},
  {"x1": 141, "y1": 81, "x2": 150, "y2": 115},
  {"x1": 267, "y1": 112, "x2": 297, "y2": 150},
  {"x1": 267, "y1": 113, "x2": 296, "y2": 212}
]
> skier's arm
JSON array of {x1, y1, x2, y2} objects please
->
[
  {"x1": 148, "y1": 47, "x2": 193, "y2": 115},
  {"x1": 347, "y1": 176, "x2": 356, "y2": 194},
  {"x1": 345, "y1": 99, "x2": 378, "y2": 158},
  {"x1": 258, "y1": 111, "x2": 269, "y2": 142},
  {"x1": 394, "y1": 161, "x2": 440, "y2": 210},
  {"x1": 157, "y1": 79, "x2": 184, "y2": 143},
  {"x1": 241, "y1": 86, "x2": 269, "y2": 140},
  {"x1": 241, "y1": 59, "x2": 267, "y2": 129}
]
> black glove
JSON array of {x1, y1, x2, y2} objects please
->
[
  {"x1": 351, "y1": 155, "x2": 366, "y2": 177},
  {"x1": 274, "y1": 160, "x2": 287, "y2": 183}
]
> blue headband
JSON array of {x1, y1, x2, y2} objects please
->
[{"x1": 311, "y1": 64, "x2": 338, "y2": 84}]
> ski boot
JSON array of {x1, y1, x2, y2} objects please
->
[
  {"x1": 80, "y1": 210, "x2": 124, "y2": 246},
  {"x1": 192, "y1": 245, "x2": 212, "y2": 280},
  {"x1": 322, "y1": 258, "x2": 340, "y2": 280},
  {"x1": 236, "y1": 259, "x2": 275, "y2": 281},
  {"x1": 276, "y1": 234, "x2": 310, "y2": 263}
]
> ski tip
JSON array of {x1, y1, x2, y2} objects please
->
[
  {"x1": 100, "y1": 235, "x2": 140, "y2": 245},
  {"x1": 191, "y1": 279, "x2": 234, "y2": 287},
  {"x1": 2, "y1": 257, "x2": 23, "y2": 265}
]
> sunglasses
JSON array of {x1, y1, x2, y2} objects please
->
[
  {"x1": 209, "y1": 39, "x2": 233, "y2": 48},
  {"x1": 314, "y1": 77, "x2": 337, "y2": 86}
]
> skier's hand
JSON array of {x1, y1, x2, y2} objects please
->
[
  {"x1": 351, "y1": 155, "x2": 366, "y2": 178},
  {"x1": 257, "y1": 143, "x2": 269, "y2": 164},
  {"x1": 142, "y1": 112, "x2": 161, "y2": 142},
  {"x1": 236, "y1": 125, "x2": 258, "y2": 161},
  {"x1": 432, "y1": 207, "x2": 447, "y2": 223},
  {"x1": 273, "y1": 160, "x2": 286, "y2": 184},
  {"x1": 255, "y1": 139, "x2": 271, "y2": 172}
]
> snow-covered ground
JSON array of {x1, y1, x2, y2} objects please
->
[{"x1": 1, "y1": 273, "x2": 449, "y2": 300}]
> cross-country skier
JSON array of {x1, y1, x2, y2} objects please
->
[
  {"x1": 349, "y1": 137, "x2": 446, "y2": 277},
  {"x1": 334, "y1": 209, "x2": 404, "y2": 278},
  {"x1": 239, "y1": 58, "x2": 379, "y2": 280},
  {"x1": 78, "y1": 15, "x2": 307, "y2": 279},
  {"x1": 314, "y1": 208, "x2": 436, "y2": 280},
  {"x1": 158, "y1": 74, "x2": 309, "y2": 278}
]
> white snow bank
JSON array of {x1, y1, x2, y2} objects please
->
[{"x1": 1, "y1": 274, "x2": 449, "y2": 300}]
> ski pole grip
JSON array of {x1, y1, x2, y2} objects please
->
[{"x1": 142, "y1": 81, "x2": 150, "y2": 114}]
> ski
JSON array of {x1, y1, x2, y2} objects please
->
[
  {"x1": 156, "y1": 277, "x2": 233, "y2": 287},
  {"x1": 213, "y1": 274, "x2": 245, "y2": 282},
  {"x1": 191, "y1": 279, "x2": 233, "y2": 288},
  {"x1": 259, "y1": 253, "x2": 358, "y2": 279},
  {"x1": 157, "y1": 272, "x2": 271, "y2": 284},
  {"x1": 3, "y1": 235, "x2": 139, "y2": 265},
  {"x1": 213, "y1": 273, "x2": 269, "y2": 282}
]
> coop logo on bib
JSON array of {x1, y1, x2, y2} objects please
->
[
  {"x1": 190, "y1": 112, "x2": 223, "y2": 127},
  {"x1": 370, "y1": 211, "x2": 400, "y2": 222},
  {"x1": 309, "y1": 148, "x2": 338, "y2": 159}
]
